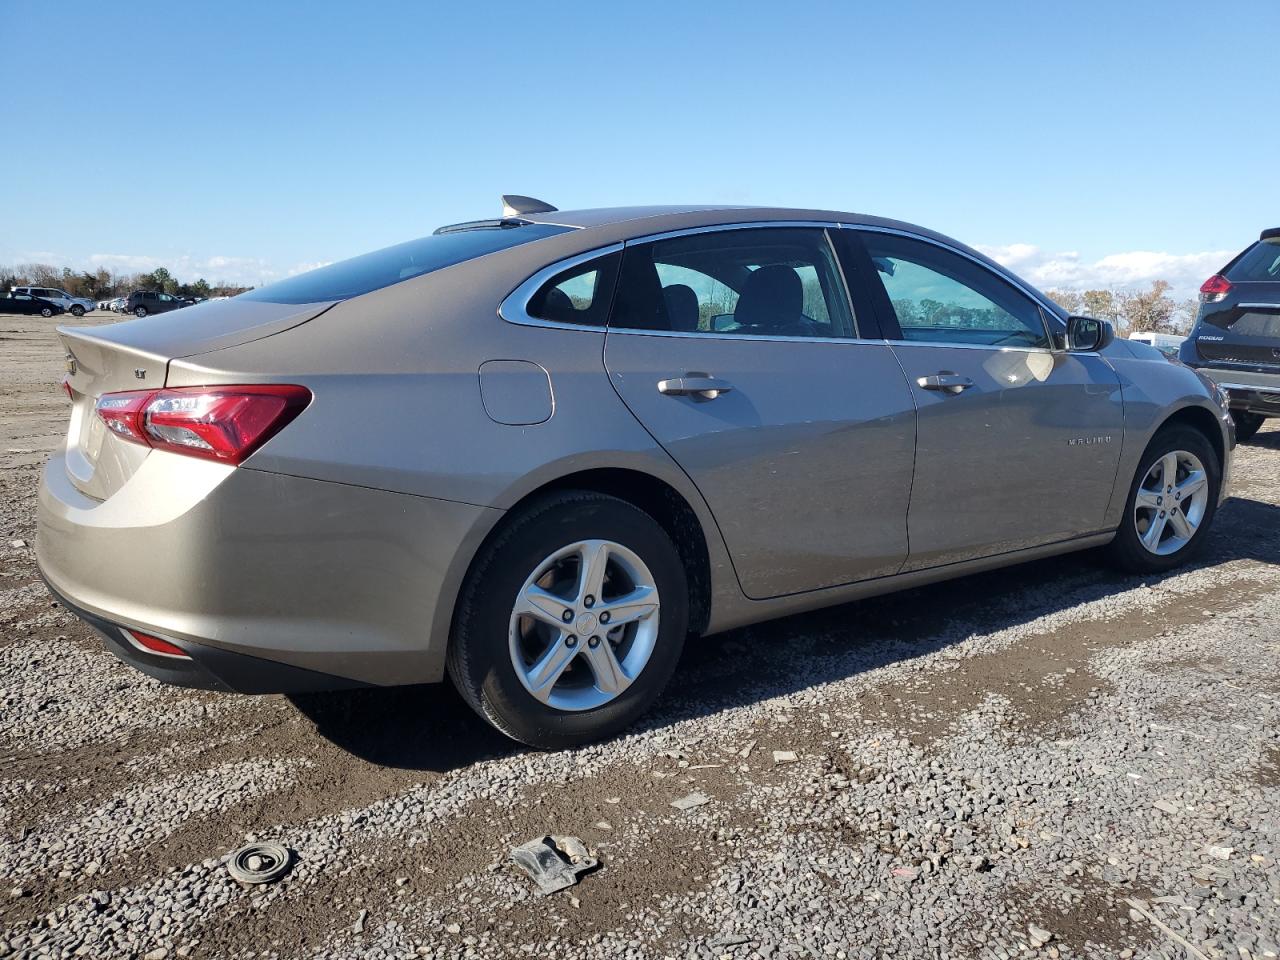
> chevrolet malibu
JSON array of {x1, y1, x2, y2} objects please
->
[{"x1": 37, "y1": 199, "x2": 1233, "y2": 748}]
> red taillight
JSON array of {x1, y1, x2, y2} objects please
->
[
  {"x1": 61, "y1": 378, "x2": 73, "y2": 400},
  {"x1": 1199, "y1": 274, "x2": 1232, "y2": 303},
  {"x1": 94, "y1": 385, "x2": 311, "y2": 465},
  {"x1": 126, "y1": 629, "x2": 190, "y2": 659}
]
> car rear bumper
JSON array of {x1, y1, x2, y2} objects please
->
[
  {"x1": 36, "y1": 451, "x2": 502, "y2": 690},
  {"x1": 1197, "y1": 367, "x2": 1280, "y2": 416}
]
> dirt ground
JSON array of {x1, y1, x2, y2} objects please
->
[{"x1": 1, "y1": 311, "x2": 1278, "y2": 959}]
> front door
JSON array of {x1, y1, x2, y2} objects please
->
[
  {"x1": 600, "y1": 225, "x2": 917, "y2": 599},
  {"x1": 851, "y1": 229, "x2": 1124, "y2": 570}
]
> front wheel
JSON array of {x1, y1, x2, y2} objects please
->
[
  {"x1": 1107, "y1": 425, "x2": 1221, "y2": 574},
  {"x1": 134, "y1": 306, "x2": 147, "y2": 318},
  {"x1": 40, "y1": 307, "x2": 53, "y2": 318},
  {"x1": 1233, "y1": 412, "x2": 1265, "y2": 443},
  {"x1": 70, "y1": 305, "x2": 85, "y2": 317},
  {"x1": 448, "y1": 491, "x2": 688, "y2": 749}
]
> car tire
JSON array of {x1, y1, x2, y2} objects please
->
[
  {"x1": 134, "y1": 306, "x2": 147, "y2": 318},
  {"x1": 1233, "y1": 412, "x2": 1264, "y2": 443},
  {"x1": 40, "y1": 307, "x2": 53, "y2": 318},
  {"x1": 1107, "y1": 424, "x2": 1221, "y2": 574},
  {"x1": 70, "y1": 305, "x2": 85, "y2": 317},
  {"x1": 448, "y1": 491, "x2": 688, "y2": 749}
]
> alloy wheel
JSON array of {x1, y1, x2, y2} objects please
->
[
  {"x1": 1133, "y1": 450, "x2": 1209, "y2": 556},
  {"x1": 508, "y1": 539, "x2": 660, "y2": 712}
]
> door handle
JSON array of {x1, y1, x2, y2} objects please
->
[
  {"x1": 917, "y1": 372, "x2": 974, "y2": 395},
  {"x1": 657, "y1": 375, "x2": 734, "y2": 401}
]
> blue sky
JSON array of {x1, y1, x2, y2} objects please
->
[{"x1": 3, "y1": 0, "x2": 1276, "y2": 297}]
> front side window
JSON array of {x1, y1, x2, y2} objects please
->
[
  {"x1": 861, "y1": 233, "x2": 1050, "y2": 349},
  {"x1": 610, "y1": 227, "x2": 856, "y2": 339}
]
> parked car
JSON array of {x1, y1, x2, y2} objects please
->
[
  {"x1": 125, "y1": 290, "x2": 189, "y2": 318},
  {"x1": 0, "y1": 292, "x2": 65, "y2": 317},
  {"x1": 108, "y1": 297, "x2": 127, "y2": 313},
  {"x1": 10, "y1": 285, "x2": 94, "y2": 317},
  {"x1": 37, "y1": 199, "x2": 1234, "y2": 748},
  {"x1": 1129, "y1": 331, "x2": 1186, "y2": 359},
  {"x1": 1179, "y1": 228, "x2": 1280, "y2": 442}
]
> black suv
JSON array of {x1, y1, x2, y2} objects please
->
[
  {"x1": 126, "y1": 290, "x2": 189, "y2": 318},
  {"x1": 1180, "y1": 228, "x2": 1280, "y2": 441}
]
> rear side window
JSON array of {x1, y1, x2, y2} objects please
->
[
  {"x1": 610, "y1": 227, "x2": 856, "y2": 338},
  {"x1": 527, "y1": 253, "x2": 620, "y2": 327},
  {"x1": 243, "y1": 223, "x2": 574, "y2": 304},
  {"x1": 1225, "y1": 240, "x2": 1280, "y2": 282}
]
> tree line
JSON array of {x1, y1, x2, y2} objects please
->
[
  {"x1": 1045, "y1": 280, "x2": 1196, "y2": 335},
  {"x1": 0, "y1": 263, "x2": 253, "y2": 301}
]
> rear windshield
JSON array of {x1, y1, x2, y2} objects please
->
[
  {"x1": 242, "y1": 223, "x2": 574, "y2": 304},
  {"x1": 1225, "y1": 240, "x2": 1280, "y2": 282}
]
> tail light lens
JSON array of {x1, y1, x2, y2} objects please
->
[
  {"x1": 125, "y1": 629, "x2": 190, "y2": 659},
  {"x1": 1199, "y1": 274, "x2": 1232, "y2": 303},
  {"x1": 94, "y1": 385, "x2": 311, "y2": 464}
]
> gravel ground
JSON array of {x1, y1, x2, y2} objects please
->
[{"x1": 1, "y1": 311, "x2": 1278, "y2": 959}]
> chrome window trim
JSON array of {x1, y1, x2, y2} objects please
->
[
  {"x1": 887, "y1": 340, "x2": 1056, "y2": 355},
  {"x1": 1236, "y1": 302, "x2": 1280, "y2": 309},
  {"x1": 599, "y1": 328, "x2": 889, "y2": 346},
  {"x1": 842, "y1": 223, "x2": 1060, "y2": 351},
  {"x1": 498, "y1": 242, "x2": 623, "y2": 332},
  {"x1": 621, "y1": 219, "x2": 844, "y2": 245}
]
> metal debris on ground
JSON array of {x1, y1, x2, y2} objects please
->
[
  {"x1": 671, "y1": 792, "x2": 712, "y2": 811},
  {"x1": 226, "y1": 842, "x2": 293, "y2": 884},
  {"x1": 509, "y1": 835, "x2": 598, "y2": 896}
]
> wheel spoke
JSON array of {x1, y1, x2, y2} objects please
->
[
  {"x1": 1134, "y1": 488, "x2": 1163, "y2": 510},
  {"x1": 1167, "y1": 509, "x2": 1195, "y2": 541},
  {"x1": 1159, "y1": 453, "x2": 1179, "y2": 489},
  {"x1": 516, "y1": 585, "x2": 571, "y2": 628},
  {"x1": 577, "y1": 541, "x2": 610, "y2": 604},
  {"x1": 1176, "y1": 470, "x2": 1206, "y2": 499},
  {"x1": 582, "y1": 639, "x2": 630, "y2": 696},
  {"x1": 1141, "y1": 511, "x2": 1169, "y2": 550},
  {"x1": 524, "y1": 637, "x2": 578, "y2": 703},
  {"x1": 598, "y1": 585, "x2": 658, "y2": 628}
]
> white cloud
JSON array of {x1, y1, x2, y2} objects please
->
[{"x1": 976, "y1": 244, "x2": 1234, "y2": 301}]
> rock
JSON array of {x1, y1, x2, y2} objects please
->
[
  {"x1": 772, "y1": 751, "x2": 798, "y2": 764},
  {"x1": 143, "y1": 950, "x2": 168, "y2": 960},
  {"x1": 444, "y1": 923, "x2": 461, "y2": 935},
  {"x1": 1028, "y1": 924, "x2": 1053, "y2": 947},
  {"x1": 671, "y1": 792, "x2": 712, "y2": 811},
  {"x1": 1207, "y1": 845, "x2": 1234, "y2": 860},
  {"x1": 9, "y1": 539, "x2": 26, "y2": 549},
  {"x1": 353, "y1": 908, "x2": 367, "y2": 934}
]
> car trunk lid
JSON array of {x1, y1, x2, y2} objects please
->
[{"x1": 58, "y1": 298, "x2": 333, "y2": 500}]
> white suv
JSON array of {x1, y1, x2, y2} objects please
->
[{"x1": 11, "y1": 286, "x2": 95, "y2": 317}]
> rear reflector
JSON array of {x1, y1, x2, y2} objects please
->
[
  {"x1": 1199, "y1": 274, "x2": 1232, "y2": 303},
  {"x1": 94, "y1": 385, "x2": 311, "y2": 464},
  {"x1": 126, "y1": 629, "x2": 190, "y2": 659}
]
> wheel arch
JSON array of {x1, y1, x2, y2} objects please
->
[
  {"x1": 1154, "y1": 403, "x2": 1226, "y2": 472},
  {"x1": 460, "y1": 467, "x2": 714, "y2": 638}
]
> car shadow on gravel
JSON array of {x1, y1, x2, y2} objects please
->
[
  {"x1": 289, "y1": 496, "x2": 1280, "y2": 769},
  {"x1": 287, "y1": 680, "x2": 518, "y2": 771}
]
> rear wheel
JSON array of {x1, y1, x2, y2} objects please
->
[
  {"x1": 448, "y1": 491, "x2": 688, "y2": 749},
  {"x1": 134, "y1": 306, "x2": 147, "y2": 318},
  {"x1": 1107, "y1": 425, "x2": 1220, "y2": 573},
  {"x1": 1233, "y1": 412, "x2": 1265, "y2": 443}
]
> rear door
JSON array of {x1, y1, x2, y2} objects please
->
[
  {"x1": 600, "y1": 224, "x2": 917, "y2": 599},
  {"x1": 850, "y1": 229, "x2": 1124, "y2": 570}
]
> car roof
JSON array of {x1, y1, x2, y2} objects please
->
[{"x1": 505, "y1": 203, "x2": 1059, "y2": 314}]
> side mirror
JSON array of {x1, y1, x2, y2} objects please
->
[{"x1": 1065, "y1": 315, "x2": 1114, "y2": 352}]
